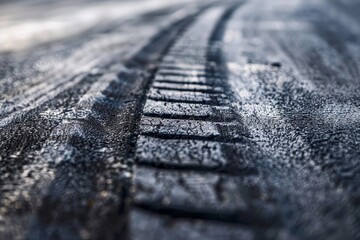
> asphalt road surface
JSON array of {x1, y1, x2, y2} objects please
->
[{"x1": 1, "y1": 0, "x2": 360, "y2": 239}]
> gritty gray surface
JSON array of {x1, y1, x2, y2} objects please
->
[{"x1": 1, "y1": 0, "x2": 360, "y2": 239}]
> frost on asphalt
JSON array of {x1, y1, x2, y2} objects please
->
[{"x1": 1, "y1": 0, "x2": 360, "y2": 240}]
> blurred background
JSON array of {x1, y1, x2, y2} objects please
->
[{"x1": 0, "y1": 0, "x2": 198, "y2": 52}]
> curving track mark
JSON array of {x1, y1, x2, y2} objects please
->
[{"x1": 131, "y1": 4, "x2": 277, "y2": 237}]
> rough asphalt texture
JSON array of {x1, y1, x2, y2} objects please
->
[{"x1": 1, "y1": 0, "x2": 360, "y2": 239}]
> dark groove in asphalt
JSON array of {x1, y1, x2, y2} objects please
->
[
  {"x1": 140, "y1": 130, "x2": 247, "y2": 143},
  {"x1": 136, "y1": 160, "x2": 259, "y2": 176},
  {"x1": 152, "y1": 86, "x2": 224, "y2": 94},
  {"x1": 133, "y1": 203, "x2": 277, "y2": 227},
  {"x1": 142, "y1": 112, "x2": 235, "y2": 122},
  {"x1": 147, "y1": 96, "x2": 225, "y2": 105}
]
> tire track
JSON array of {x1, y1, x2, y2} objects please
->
[{"x1": 131, "y1": 3, "x2": 277, "y2": 234}]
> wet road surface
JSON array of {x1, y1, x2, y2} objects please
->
[{"x1": 1, "y1": 0, "x2": 360, "y2": 239}]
